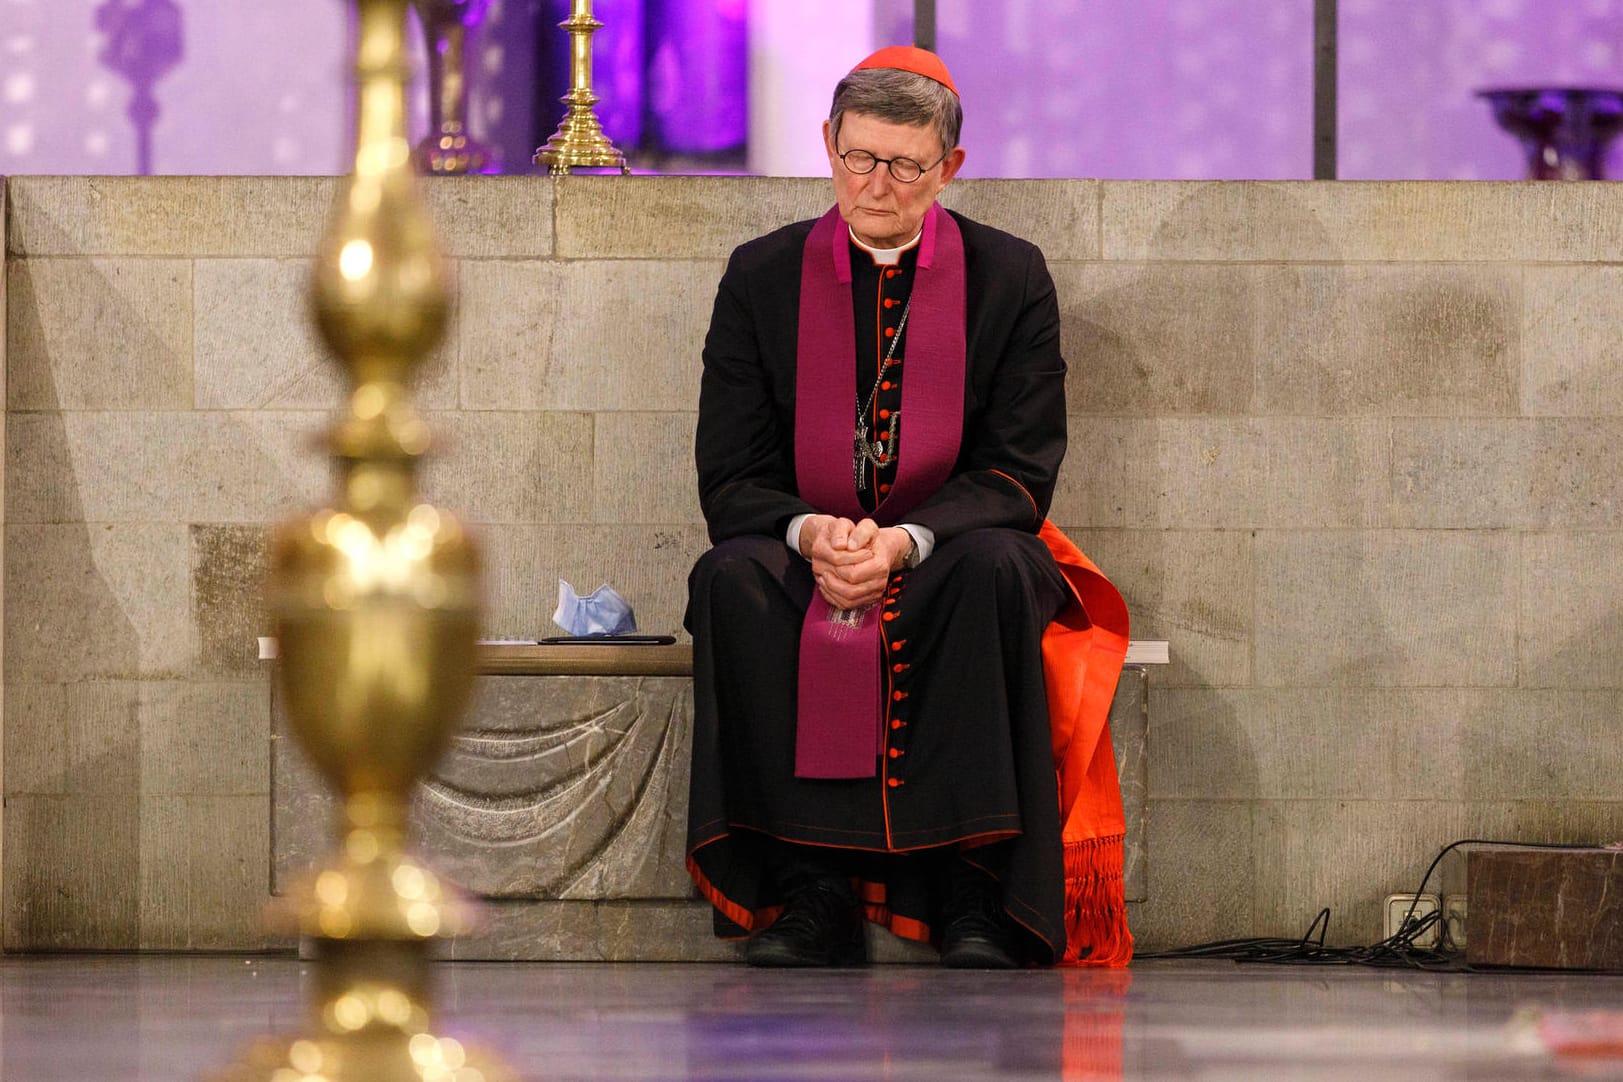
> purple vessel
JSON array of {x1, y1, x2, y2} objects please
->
[{"x1": 1478, "y1": 87, "x2": 1623, "y2": 180}]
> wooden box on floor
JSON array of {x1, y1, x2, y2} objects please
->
[{"x1": 1466, "y1": 846, "x2": 1623, "y2": 971}]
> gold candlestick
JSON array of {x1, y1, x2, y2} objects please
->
[
  {"x1": 213, "y1": 1, "x2": 510, "y2": 1079},
  {"x1": 533, "y1": 0, "x2": 630, "y2": 174}
]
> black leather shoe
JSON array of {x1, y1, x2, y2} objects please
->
[
  {"x1": 940, "y1": 862, "x2": 1021, "y2": 969},
  {"x1": 746, "y1": 880, "x2": 866, "y2": 968}
]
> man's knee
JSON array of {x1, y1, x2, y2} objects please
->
[
  {"x1": 691, "y1": 535, "x2": 786, "y2": 585},
  {"x1": 689, "y1": 535, "x2": 801, "y2": 617},
  {"x1": 939, "y1": 528, "x2": 1049, "y2": 578}
]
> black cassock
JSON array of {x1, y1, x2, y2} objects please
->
[{"x1": 685, "y1": 209, "x2": 1075, "y2": 961}]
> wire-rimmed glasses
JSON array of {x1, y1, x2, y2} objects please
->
[{"x1": 836, "y1": 146, "x2": 948, "y2": 183}]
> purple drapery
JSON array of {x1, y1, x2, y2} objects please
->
[
  {"x1": 646, "y1": 0, "x2": 747, "y2": 154},
  {"x1": 544, "y1": 0, "x2": 746, "y2": 157}
]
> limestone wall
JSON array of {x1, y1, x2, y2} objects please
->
[
  {"x1": 1, "y1": 177, "x2": 8, "y2": 950},
  {"x1": 3, "y1": 175, "x2": 1621, "y2": 952}
]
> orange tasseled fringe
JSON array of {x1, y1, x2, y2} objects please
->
[{"x1": 1058, "y1": 835, "x2": 1134, "y2": 967}]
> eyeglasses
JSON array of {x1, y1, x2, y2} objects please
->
[{"x1": 836, "y1": 145, "x2": 947, "y2": 184}]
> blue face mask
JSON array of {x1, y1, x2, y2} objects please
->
[{"x1": 552, "y1": 579, "x2": 638, "y2": 637}]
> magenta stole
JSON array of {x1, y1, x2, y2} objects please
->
[{"x1": 793, "y1": 203, "x2": 967, "y2": 778}]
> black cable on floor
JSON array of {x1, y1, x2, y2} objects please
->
[{"x1": 1136, "y1": 838, "x2": 1606, "y2": 971}]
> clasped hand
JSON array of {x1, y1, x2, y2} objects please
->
[{"x1": 798, "y1": 515, "x2": 913, "y2": 611}]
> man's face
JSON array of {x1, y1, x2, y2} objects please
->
[{"x1": 824, "y1": 111, "x2": 966, "y2": 250}]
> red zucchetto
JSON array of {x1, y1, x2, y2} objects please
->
[{"x1": 851, "y1": 45, "x2": 959, "y2": 97}]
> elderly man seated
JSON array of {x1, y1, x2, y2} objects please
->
[{"x1": 683, "y1": 46, "x2": 1132, "y2": 969}]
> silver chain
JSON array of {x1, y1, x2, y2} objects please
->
[{"x1": 853, "y1": 296, "x2": 911, "y2": 491}]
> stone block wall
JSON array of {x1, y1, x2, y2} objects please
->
[
  {"x1": 3, "y1": 175, "x2": 1620, "y2": 952},
  {"x1": 0, "y1": 177, "x2": 7, "y2": 950}
]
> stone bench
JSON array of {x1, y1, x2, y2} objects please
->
[{"x1": 272, "y1": 644, "x2": 1148, "y2": 961}]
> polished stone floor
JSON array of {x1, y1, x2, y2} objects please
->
[{"x1": 1, "y1": 955, "x2": 1621, "y2": 1080}]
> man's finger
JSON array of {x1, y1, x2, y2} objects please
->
[
  {"x1": 847, "y1": 518, "x2": 879, "y2": 550},
  {"x1": 830, "y1": 570, "x2": 889, "y2": 607},
  {"x1": 820, "y1": 581, "x2": 863, "y2": 608},
  {"x1": 829, "y1": 552, "x2": 885, "y2": 583}
]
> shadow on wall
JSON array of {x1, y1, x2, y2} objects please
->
[
  {"x1": 1058, "y1": 184, "x2": 1467, "y2": 945},
  {"x1": 2, "y1": 248, "x2": 301, "y2": 950},
  {"x1": 95, "y1": 0, "x2": 185, "y2": 176},
  {"x1": 3, "y1": 264, "x2": 142, "y2": 949},
  {"x1": 1062, "y1": 183, "x2": 1617, "y2": 947}
]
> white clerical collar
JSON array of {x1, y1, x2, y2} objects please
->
[{"x1": 849, "y1": 226, "x2": 922, "y2": 266}]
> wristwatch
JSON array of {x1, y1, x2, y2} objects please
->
[{"x1": 900, "y1": 531, "x2": 921, "y2": 570}]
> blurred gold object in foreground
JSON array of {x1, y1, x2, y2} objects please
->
[
  {"x1": 534, "y1": 0, "x2": 630, "y2": 174},
  {"x1": 214, "y1": 1, "x2": 508, "y2": 1078}
]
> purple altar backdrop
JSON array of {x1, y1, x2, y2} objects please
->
[
  {"x1": 1, "y1": 0, "x2": 347, "y2": 176},
  {"x1": 873, "y1": 0, "x2": 1313, "y2": 179},
  {"x1": 1339, "y1": 0, "x2": 1623, "y2": 180},
  {"x1": 646, "y1": 0, "x2": 746, "y2": 155},
  {"x1": 4, "y1": 0, "x2": 1623, "y2": 178},
  {"x1": 875, "y1": 0, "x2": 1623, "y2": 179}
]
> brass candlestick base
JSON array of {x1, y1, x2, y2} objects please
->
[
  {"x1": 534, "y1": 0, "x2": 629, "y2": 175},
  {"x1": 211, "y1": 0, "x2": 511, "y2": 1078}
]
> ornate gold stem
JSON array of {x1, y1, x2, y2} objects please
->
[
  {"x1": 212, "y1": 1, "x2": 508, "y2": 1078},
  {"x1": 533, "y1": 0, "x2": 629, "y2": 175}
]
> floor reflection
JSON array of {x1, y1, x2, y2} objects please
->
[{"x1": 1, "y1": 956, "x2": 1620, "y2": 1080}]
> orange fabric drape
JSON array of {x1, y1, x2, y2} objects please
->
[{"x1": 1038, "y1": 520, "x2": 1133, "y2": 967}]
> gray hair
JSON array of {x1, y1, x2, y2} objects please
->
[{"x1": 828, "y1": 68, "x2": 962, "y2": 157}]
